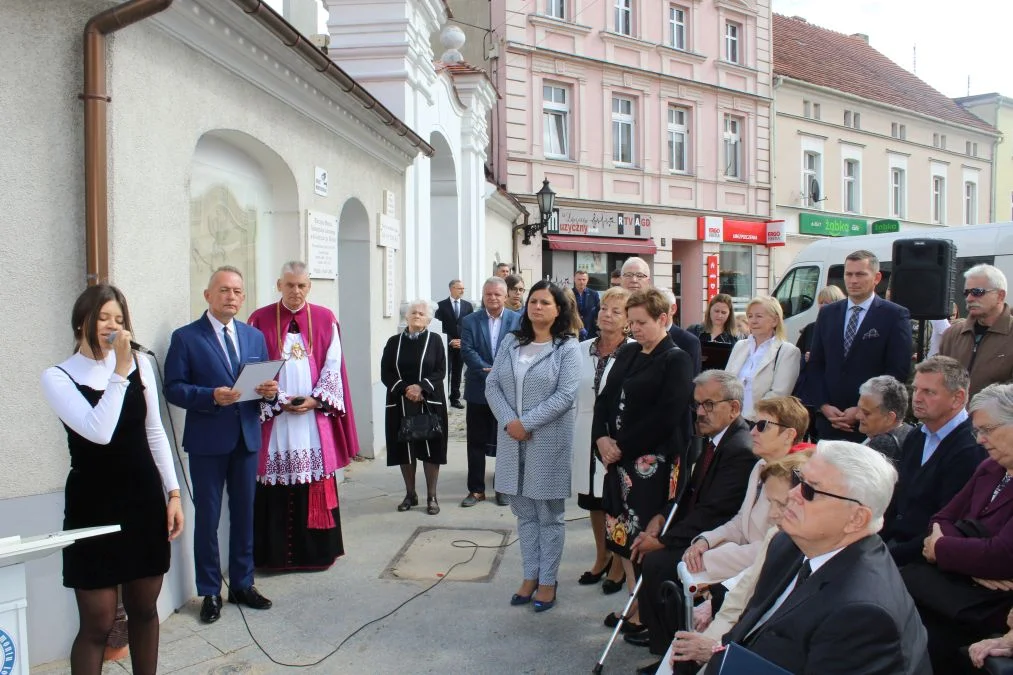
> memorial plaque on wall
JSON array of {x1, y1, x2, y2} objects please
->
[{"x1": 306, "y1": 210, "x2": 338, "y2": 279}]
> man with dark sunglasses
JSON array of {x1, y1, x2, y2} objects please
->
[
  {"x1": 940, "y1": 263, "x2": 1013, "y2": 400},
  {"x1": 706, "y1": 441, "x2": 930, "y2": 675}
]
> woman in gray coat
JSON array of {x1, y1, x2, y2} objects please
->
[{"x1": 486, "y1": 280, "x2": 581, "y2": 612}]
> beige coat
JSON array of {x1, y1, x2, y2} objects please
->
[
  {"x1": 725, "y1": 337, "x2": 801, "y2": 420},
  {"x1": 696, "y1": 460, "x2": 772, "y2": 582}
]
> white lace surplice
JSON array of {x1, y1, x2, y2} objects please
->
[{"x1": 260, "y1": 323, "x2": 344, "y2": 486}]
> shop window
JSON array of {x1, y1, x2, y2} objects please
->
[
  {"x1": 772, "y1": 265, "x2": 820, "y2": 319},
  {"x1": 719, "y1": 244, "x2": 753, "y2": 307}
]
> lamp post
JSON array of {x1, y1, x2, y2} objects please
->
[{"x1": 522, "y1": 178, "x2": 556, "y2": 245}]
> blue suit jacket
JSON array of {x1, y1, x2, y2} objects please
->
[
  {"x1": 802, "y1": 296, "x2": 911, "y2": 412},
  {"x1": 163, "y1": 313, "x2": 269, "y2": 455},
  {"x1": 460, "y1": 308, "x2": 521, "y2": 404}
]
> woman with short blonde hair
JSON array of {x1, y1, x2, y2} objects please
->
[{"x1": 725, "y1": 296, "x2": 801, "y2": 421}]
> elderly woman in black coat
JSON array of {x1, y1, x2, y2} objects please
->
[{"x1": 381, "y1": 299, "x2": 450, "y2": 515}]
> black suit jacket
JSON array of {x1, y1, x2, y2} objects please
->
[
  {"x1": 709, "y1": 533, "x2": 930, "y2": 675},
  {"x1": 801, "y1": 297, "x2": 911, "y2": 412},
  {"x1": 669, "y1": 324, "x2": 703, "y2": 376},
  {"x1": 881, "y1": 416, "x2": 986, "y2": 566},
  {"x1": 434, "y1": 297, "x2": 474, "y2": 340},
  {"x1": 662, "y1": 416, "x2": 756, "y2": 549}
]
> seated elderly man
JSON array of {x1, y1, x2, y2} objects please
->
[
  {"x1": 704, "y1": 441, "x2": 930, "y2": 675},
  {"x1": 624, "y1": 371, "x2": 756, "y2": 671},
  {"x1": 857, "y1": 375, "x2": 915, "y2": 463},
  {"x1": 881, "y1": 356, "x2": 986, "y2": 567}
]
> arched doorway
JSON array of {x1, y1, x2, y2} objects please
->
[
  {"x1": 338, "y1": 197, "x2": 376, "y2": 457},
  {"x1": 429, "y1": 132, "x2": 460, "y2": 301}
]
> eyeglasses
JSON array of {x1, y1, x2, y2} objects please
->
[
  {"x1": 972, "y1": 423, "x2": 1005, "y2": 438},
  {"x1": 791, "y1": 468, "x2": 864, "y2": 506},
  {"x1": 963, "y1": 288, "x2": 999, "y2": 298},
  {"x1": 754, "y1": 419, "x2": 790, "y2": 433},
  {"x1": 695, "y1": 399, "x2": 733, "y2": 413},
  {"x1": 622, "y1": 272, "x2": 649, "y2": 280}
]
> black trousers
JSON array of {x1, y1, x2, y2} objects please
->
[
  {"x1": 640, "y1": 543, "x2": 691, "y2": 655},
  {"x1": 815, "y1": 415, "x2": 866, "y2": 443},
  {"x1": 448, "y1": 347, "x2": 463, "y2": 403},
  {"x1": 465, "y1": 403, "x2": 498, "y2": 494}
]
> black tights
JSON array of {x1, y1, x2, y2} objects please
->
[
  {"x1": 400, "y1": 460, "x2": 440, "y2": 500},
  {"x1": 71, "y1": 575, "x2": 163, "y2": 675}
]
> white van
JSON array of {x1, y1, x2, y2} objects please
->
[{"x1": 772, "y1": 221, "x2": 1013, "y2": 344}]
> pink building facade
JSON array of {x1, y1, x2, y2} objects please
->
[{"x1": 491, "y1": 0, "x2": 776, "y2": 323}]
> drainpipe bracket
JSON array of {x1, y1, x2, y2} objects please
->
[{"x1": 79, "y1": 93, "x2": 112, "y2": 102}]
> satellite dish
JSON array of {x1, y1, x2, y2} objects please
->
[{"x1": 808, "y1": 178, "x2": 822, "y2": 204}]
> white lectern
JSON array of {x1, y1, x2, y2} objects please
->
[{"x1": 0, "y1": 525, "x2": 119, "y2": 674}]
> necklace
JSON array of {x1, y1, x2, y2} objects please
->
[{"x1": 276, "y1": 302, "x2": 313, "y2": 359}]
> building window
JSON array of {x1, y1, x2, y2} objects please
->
[
  {"x1": 933, "y1": 133, "x2": 940, "y2": 148},
  {"x1": 932, "y1": 176, "x2": 945, "y2": 224},
  {"x1": 843, "y1": 159, "x2": 860, "y2": 213},
  {"x1": 853, "y1": 112, "x2": 861, "y2": 129},
  {"x1": 612, "y1": 96, "x2": 635, "y2": 165},
  {"x1": 724, "y1": 22, "x2": 740, "y2": 63},
  {"x1": 844, "y1": 110, "x2": 852, "y2": 127},
  {"x1": 813, "y1": 103, "x2": 821, "y2": 120},
  {"x1": 803, "y1": 100, "x2": 811, "y2": 118},
  {"x1": 965, "y1": 181, "x2": 978, "y2": 225},
  {"x1": 614, "y1": 0, "x2": 633, "y2": 35},
  {"x1": 723, "y1": 114, "x2": 743, "y2": 179},
  {"x1": 542, "y1": 84, "x2": 570, "y2": 159},
  {"x1": 546, "y1": 0, "x2": 566, "y2": 19},
  {"x1": 669, "y1": 5, "x2": 686, "y2": 50},
  {"x1": 940, "y1": 134, "x2": 947, "y2": 149},
  {"x1": 802, "y1": 151, "x2": 822, "y2": 207},
  {"x1": 891, "y1": 122, "x2": 906, "y2": 140},
  {"x1": 719, "y1": 243, "x2": 753, "y2": 304},
  {"x1": 966, "y1": 141, "x2": 978, "y2": 157},
  {"x1": 891, "y1": 167, "x2": 906, "y2": 218},
  {"x1": 667, "y1": 106, "x2": 689, "y2": 173}
]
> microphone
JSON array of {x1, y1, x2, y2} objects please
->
[{"x1": 107, "y1": 331, "x2": 155, "y2": 355}]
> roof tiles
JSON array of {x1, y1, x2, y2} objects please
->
[{"x1": 772, "y1": 14, "x2": 995, "y2": 133}]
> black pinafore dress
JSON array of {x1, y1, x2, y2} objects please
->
[{"x1": 57, "y1": 362, "x2": 170, "y2": 589}]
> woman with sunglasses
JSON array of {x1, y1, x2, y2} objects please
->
[
  {"x1": 593, "y1": 289, "x2": 695, "y2": 631},
  {"x1": 681, "y1": 396, "x2": 811, "y2": 584},
  {"x1": 725, "y1": 296, "x2": 801, "y2": 423},
  {"x1": 907, "y1": 382, "x2": 1013, "y2": 674},
  {"x1": 938, "y1": 264, "x2": 1013, "y2": 401}
]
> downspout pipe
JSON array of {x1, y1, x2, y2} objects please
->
[{"x1": 82, "y1": 0, "x2": 174, "y2": 286}]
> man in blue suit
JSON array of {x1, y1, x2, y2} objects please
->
[
  {"x1": 164, "y1": 266, "x2": 278, "y2": 624},
  {"x1": 459, "y1": 276, "x2": 521, "y2": 507},
  {"x1": 802, "y1": 250, "x2": 912, "y2": 442},
  {"x1": 572, "y1": 270, "x2": 600, "y2": 338}
]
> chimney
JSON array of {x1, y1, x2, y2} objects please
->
[
  {"x1": 283, "y1": 0, "x2": 318, "y2": 38},
  {"x1": 851, "y1": 33, "x2": 869, "y2": 43}
]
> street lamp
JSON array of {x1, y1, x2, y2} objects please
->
[{"x1": 522, "y1": 178, "x2": 556, "y2": 245}]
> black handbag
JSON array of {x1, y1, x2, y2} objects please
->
[{"x1": 397, "y1": 402, "x2": 442, "y2": 443}]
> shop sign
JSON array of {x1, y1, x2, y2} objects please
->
[
  {"x1": 696, "y1": 216, "x2": 783, "y2": 246},
  {"x1": 798, "y1": 213, "x2": 868, "y2": 237},
  {"x1": 706, "y1": 255, "x2": 719, "y2": 301},
  {"x1": 871, "y1": 219, "x2": 900, "y2": 234},
  {"x1": 545, "y1": 208, "x2": 652, "y2": 239}
]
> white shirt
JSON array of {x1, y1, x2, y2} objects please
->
[
  {"x1": 206, "y1": 312, "x2": 241, "y2": 362},
  {"x1": 488, "y1": 312, "x2": 504, "y2": 356},
  {"x1": 927, "y1": 319, "x2": 951, "y2": 358},
  {"x1": 709, "y1": 424, "x2": 730, "y2": 449},
  {"x1": 515, "y1": 341, "x2": 551, "y2": 408},
  {"x1": 41, "y1": 351, "x2": 180, "y2": 494},
  {"x1": 737, "y1": 335, "x2": 774, "y2": 418},
  {"x1": 747, "y1": 546, "x2": 845, "y2": 638},
  {"x1": 843, "y1": 295, "x2": 875, "y2": 341}
]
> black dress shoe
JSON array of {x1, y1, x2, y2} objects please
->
[
  {"x1": 200, "y1": 595, "x2": 222, "y2": 624},
  {"x1": 227, "y1": 585, "x2": 272, "y2": 610},
  {"x1": 635, "y1": 660, "x2": 662, "y2": 675},
  {"x1": 450, "y1": 400, "x2": 465, "y2": 409},
  {"x1": 602, "y1": 572, "x2": 627, "y2": 595},
  {"x1": 624, "y1": 629, "x2": 651, "y2": 647}
]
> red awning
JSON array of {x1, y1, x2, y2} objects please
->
[{"x1": 546, "y1": 235, "x2": 657, "y2": 255}]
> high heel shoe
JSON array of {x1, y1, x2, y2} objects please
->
[
  {"x1": 578, "y1": 555, "x2": 613, "y2": 585},
  {"x1": 533, "y1": 582, "x2": 558, "y2": 613},
  {"x1": 601, "y1": 572, "x2": 627, "y2": 595},
  {"x1": 426, "y1": 497, "x2": 440, "y2": 515},
  {"x1": 511, "y1": 581, "x2": 536, "y2": 606},
  {"x1": 396, "y1": 493, "x2": 418, "y2": 512}
]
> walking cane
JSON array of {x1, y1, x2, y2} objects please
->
[{"x1": 591, "y1": 498, "x2": 682, "y2": 674}]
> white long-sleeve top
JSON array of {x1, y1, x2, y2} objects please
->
[{"x1": 41, "y1": 351, "x2": 180, "y2": 494}]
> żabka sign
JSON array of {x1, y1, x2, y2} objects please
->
[{"x1": 696, "y1": 217, "x2": 785, "y2": 247}]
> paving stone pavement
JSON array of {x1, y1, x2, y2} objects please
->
[{"x1": 33, "y1": 405, "x2": 656, "y2": 674}]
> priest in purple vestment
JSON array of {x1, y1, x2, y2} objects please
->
[{"x1": 247, "y1": 261, "x2": 360, "y2": 571}]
